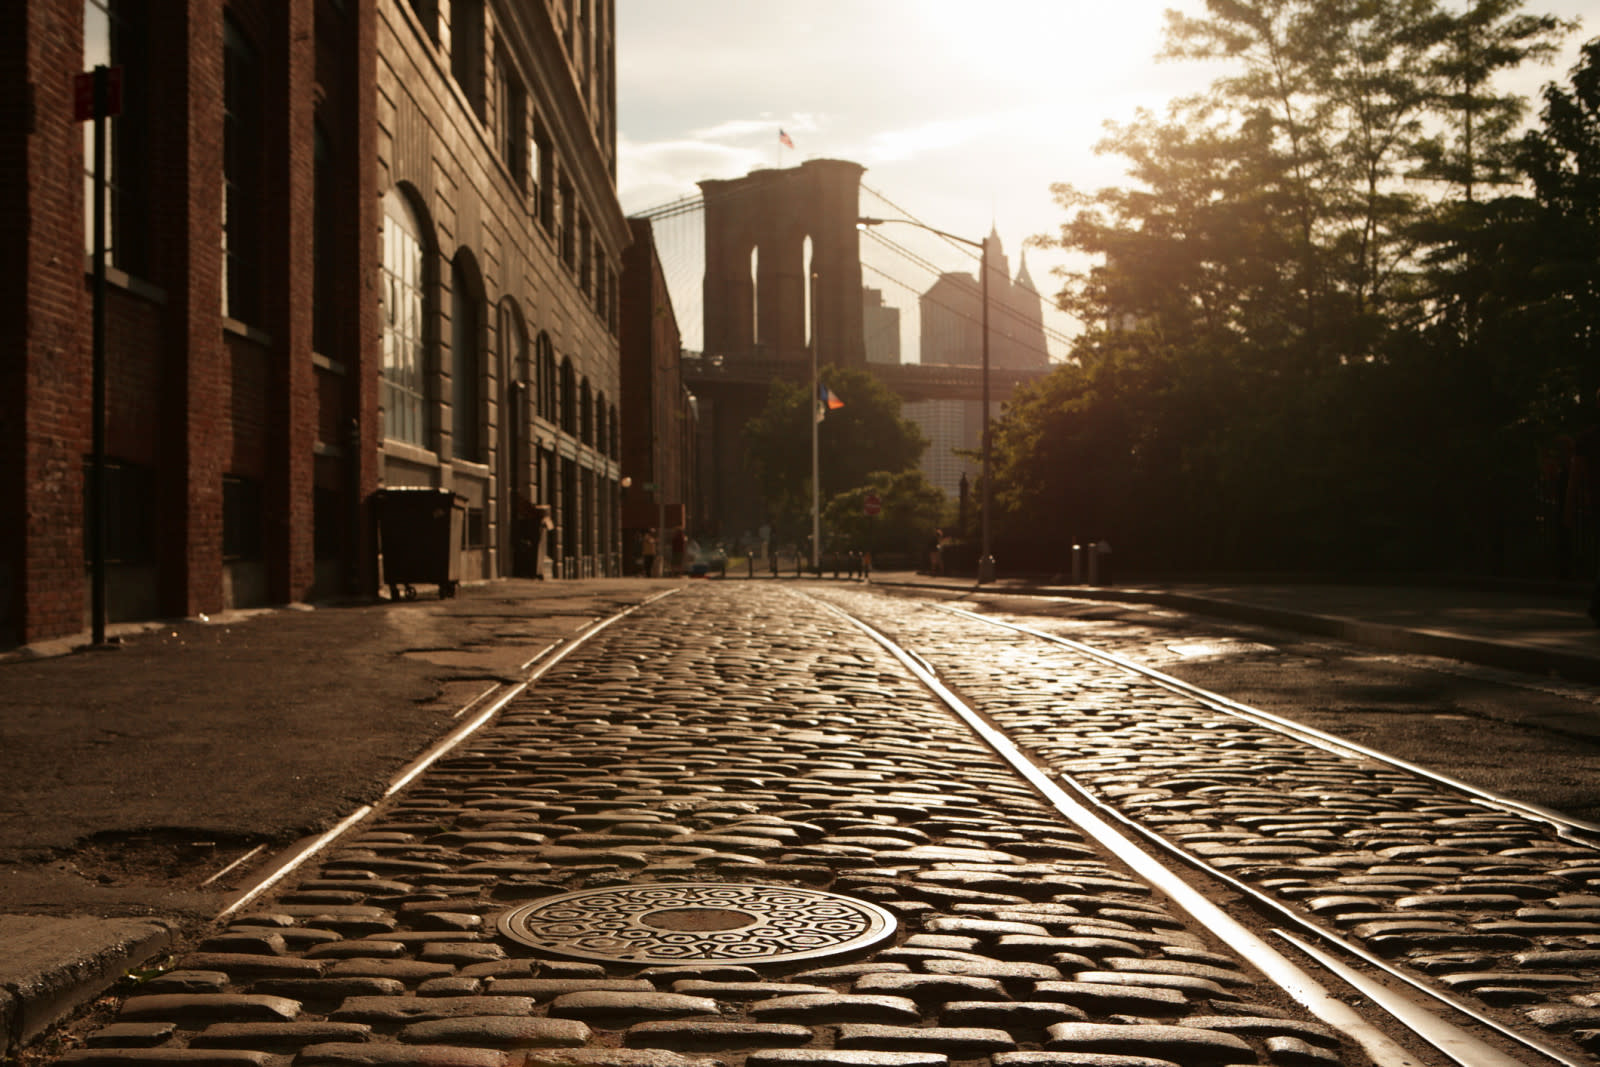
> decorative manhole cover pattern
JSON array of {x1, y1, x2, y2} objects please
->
[{"x1": 497, "y1": 882, "x2": 897, "y2": 964}]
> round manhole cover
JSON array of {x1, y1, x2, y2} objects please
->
[{"x1": 497, "y1": 883, "x2": 897, "y2": 965}]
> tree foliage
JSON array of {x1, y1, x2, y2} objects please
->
[
  {"x1": 1001, "y1": 1, "x2": 1589, "y2": 576},
  {"x1": 822, "y1": 469, "x2": 950, "y2": 560},
  {"x1": 743, "y1": 365, "x2": 928, "y2": 542}
]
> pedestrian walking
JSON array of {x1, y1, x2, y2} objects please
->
[{"x1": 641, "y1": 530, "x2": 657, "y2": 578}]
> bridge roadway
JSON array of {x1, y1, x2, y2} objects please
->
[{"x1": 25, "y1": 582, "x2": 1600, "y2": 1066}]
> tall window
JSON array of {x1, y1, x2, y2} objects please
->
[
  {"x1": 536, "y1": 333, "x2": 556, "y2": 423},
  {"x1": 451, "y1": 253, "x2": 483, "y2": 462},
  {"x1": 83, "y1": 0, "x2": 147, "y2": 275},
  {"x1": 578, "y1": 212, "x2": 592, "y2": 295},
  {"x1": 222, "y1": 15, "x2": 262, "y2": 324},
  {"x1": 580, "y1": 379, "x2": 593, "y2": 446},
  {"x1": 496, "y1": 55, "x2": 528, "y2": 188},
  {"x1": 406, "y1": 0, "x2": 437, "y2": 40},
  {"x1": 559, "y1": 175, "x2": 575, "y2": 268},
  {"x1": 534, "y1": 123, "x2": 554, "y2": 233},
  {"x1": 381, "y1": 189, "x2": 431, "y2": 447},
  {"x1": 559, "y1": 358, "x2": 576, "y2": 436},
  {"x1": 451, "y1": 0, "x2": 485, "y2": 119},
  {"x1": 312, "y1": 121, "x2": 338, "y2": 355}
]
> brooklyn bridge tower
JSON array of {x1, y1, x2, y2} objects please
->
[{"x1": 700, "y1": 160, "x2": 866, "y2": 366}]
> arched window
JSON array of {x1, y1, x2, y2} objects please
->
[
  {"x1": 450, "y1": 251, "x2": 483, "y2": 462},
  {"x1": 609, "y1": 403, "x2": 619, "y2": 459},
  {"x1": 381, "y1": 187, "x2": 431, "y2": 447},
  {"x1": 594, "y1": 392, "x2": 607, "y2": 456}
]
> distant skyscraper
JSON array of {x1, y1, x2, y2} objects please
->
[
  {"x1": 918, "y1": 228, "x2": 1047, "y2": 370},
  {"x1": 862, "y1": 287, "x2": 901, "y2": 364}
]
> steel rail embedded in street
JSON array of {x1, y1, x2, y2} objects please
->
[
  {"x1": 937, "y1": 603, "x2": 1600, "y2": 843},
  {"x1": 804, "y1": 590, "x2": 1544, "y2": 1067},
  {"x1": 215, "y1": 588, "x2": 680, "y2": 922}
]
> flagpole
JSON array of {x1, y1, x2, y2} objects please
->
[{"x1": 810, "y1": 275, "x2": 820, "y2": 574}]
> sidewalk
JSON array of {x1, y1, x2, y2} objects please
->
[
  {"x1": 0, "y1": 579, "x2": 660, "y2": 1057},
  {"x1": 3, "y1": 571, "x2": 1597, "y2": 1056}
]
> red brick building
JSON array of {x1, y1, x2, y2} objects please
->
[
  {"x1": 1, "y1": 0, "x2": 624, "y2": 647},
  {"x1": 620, "y1": 217, "x2": 697, "y2": 573}
]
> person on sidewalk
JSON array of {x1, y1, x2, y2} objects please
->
[{"x1": 641, "y1": 530, "x2": 657, "y2": 578}]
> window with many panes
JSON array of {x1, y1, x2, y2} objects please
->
[
  {"x1": 313, "y1": 121, "x2": 338, "y2": 356},
  {"x1": 83, "y1": 0, "x2": 148, "y2": 275},
  {"x1": 381, "y1": 189, "x2": 431, "y2": 447},
  {"x1": 223, "y1": 14, "x2": 262, "y2": 324}
]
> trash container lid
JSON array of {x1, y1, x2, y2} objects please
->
[{"x1": 376, "y1": 486, "x2": 464, "y2": 500}]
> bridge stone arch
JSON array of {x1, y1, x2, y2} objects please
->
[{"x1": 700, "y1": 159, "x2": 865, "y2": 367}]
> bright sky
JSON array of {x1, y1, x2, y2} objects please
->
[{"x1": 616, "y1": 1, "x2": 1594, "y2": 359}]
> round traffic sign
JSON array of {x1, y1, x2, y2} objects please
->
[{"x1": 863, "y1": 493, "x2": 882, "y2": 516}]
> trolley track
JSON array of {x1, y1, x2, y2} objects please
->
[
  {"x1": 807, "y1": 585, "x2": 1600, "y2": 1066},
  {"x1": 34, "y1": 583, "x2": 1597, "y2": 1067},
  {"x1": 40, "y1": 583, "x2": 1400, "y2": 1067}
]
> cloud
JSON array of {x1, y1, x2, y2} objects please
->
[{"x1": 617, "y1": 136, "x2": 768, "y2": 214}]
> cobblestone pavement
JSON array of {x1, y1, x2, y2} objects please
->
[
  {"x1": 812, "y1": 586, "x2": 1600, "y2": 1062},
  {"x1": 43, "y1": 584, "x2": 1378, "y2": 1067}
]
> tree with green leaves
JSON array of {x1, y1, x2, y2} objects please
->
[
  {"x1": 822, "y1": 469, "x2": 949, "y2": 562},
  {"x1": 1008, "y1": 0, "x2": 1582, "y2": 574},
  {"x1": 742, "y1": 365, "x2": 927, "y2": 542},
  {"x1": 1414, "y1": 0, "x2": 1575, "y2": 202}
]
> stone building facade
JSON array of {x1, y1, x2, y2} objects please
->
[
  {"x1": 378, "y1": 0, "x2": 626, "y2": 583},
  {"x1": 1, "y1": 0, "x2": 624, "y2": 647}
]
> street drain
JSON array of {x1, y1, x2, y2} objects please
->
[{"x1": 497, "y1": 882, "x2": 897, "y2": 964}]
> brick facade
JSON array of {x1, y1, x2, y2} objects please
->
[{"x1": 3, "y1": 0, "x2": 630, "y2": 648}]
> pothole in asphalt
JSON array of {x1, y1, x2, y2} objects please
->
[
  {"x1": 55, "y1": 829, "x2": 270, "y2": 889},
  {"x1": 498, "y1": 882, "x2": 897, "y2": 965}
]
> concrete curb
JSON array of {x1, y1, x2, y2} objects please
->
[{"x1": 0, "y1": 915, "x2": 178, "y2": 1058}]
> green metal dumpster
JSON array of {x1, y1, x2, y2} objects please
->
[{"x1": 376, "y1": 487, "x2": 464, "y2": 600}]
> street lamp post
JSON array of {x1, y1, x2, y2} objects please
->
[{"x1": 857, "y1": 216, "x2": 995, "y2": 582}]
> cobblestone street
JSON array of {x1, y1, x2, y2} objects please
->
[{"x1": 30, "y1": 583, "x2": 1600, "y2": 1067}]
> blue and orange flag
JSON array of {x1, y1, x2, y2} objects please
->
[{"x1": 816, "y1": 383, "x2": 845, "y2": 423}]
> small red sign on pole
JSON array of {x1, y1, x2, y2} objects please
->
[
  {"x1": 863, "y1": 493, "x2": 882, "y2": 517},
  {"x1": 74, "y1": 66, "x2": 124, "y2": 123}
]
